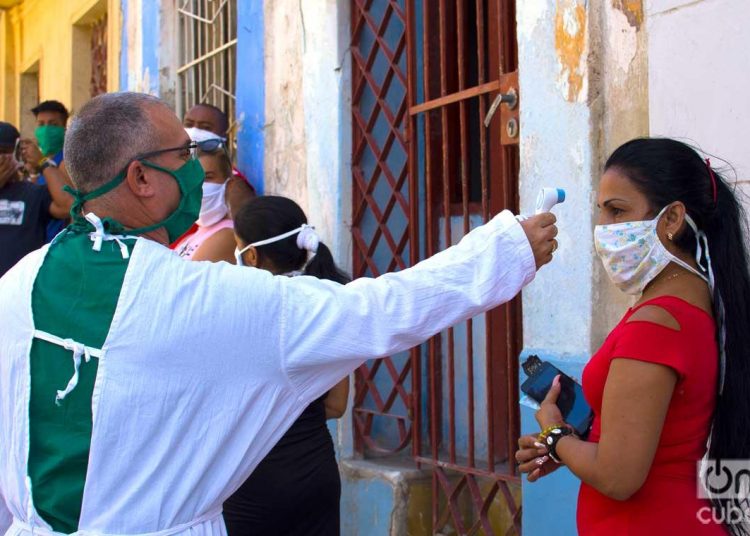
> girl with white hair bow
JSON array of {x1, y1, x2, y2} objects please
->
[{"x1": 228, "y1": 195, "x2": 350, "y2": 535}]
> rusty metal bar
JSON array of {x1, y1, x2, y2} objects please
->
[
  {"x1": 477, "y1": 0, "x2": 494, "y2": 477},
  {"x1": 350, "y1": 0, "x2": 365, "y2": 455},
  {"x1": 405, "y1": 0, "x2": 421, "y2": 463},
  {"x1": 455, "y1": 0, "x2": 476, "y2": 470},
  {"x1": 437, "y1": 0, "x2": 457, "y2": 467},
  {"x1": 415, "y1": 456, "x2": 522, "y2": 483},
  {"x1": 423, "y1": 0, "x2": 441, "y2": 484},
  {"x1": 408, "y1": 79, "x2": 500, "y2": 115},
  {"x1": 485, "y1": 0, "x2": 500, "y2": 475}
]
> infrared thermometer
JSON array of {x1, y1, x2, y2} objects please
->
[
  {"x1": 516, "y1": 187, "x2": 566, "y2": 221},
  {"x1": 535, "y1": 188, "x2": 566, "y2": 214}
]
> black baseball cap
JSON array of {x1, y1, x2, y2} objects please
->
[{"x1": 0, "y1": 122, "x2": 20, "y2": 150}]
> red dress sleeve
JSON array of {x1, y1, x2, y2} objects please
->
[{"x1": 610, "y1": 319, "x2": 689, "y2": 379}]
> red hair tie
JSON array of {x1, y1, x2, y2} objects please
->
[{"x1": 706, "y1": 158, "x2": 718, "y2": 204}]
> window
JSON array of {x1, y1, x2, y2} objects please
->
[{"x1": 177, "y1": 0, "x2": 237, "y2": 142}]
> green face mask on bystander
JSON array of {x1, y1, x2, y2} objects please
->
[{"x1": 34, "y1": 125, "x2": 66, "y2": 156}]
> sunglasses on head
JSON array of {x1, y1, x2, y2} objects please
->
[{"x1": 196, "y1": 138, "x2": 225, "y2": 153}]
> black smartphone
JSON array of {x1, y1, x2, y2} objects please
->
[{"x1": 520, "y1": 355, "x2": 593, "y2": 438}]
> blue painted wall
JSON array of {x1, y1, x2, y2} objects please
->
[
  {"x1": 119, "y1": 0, "x2": 128, "y2": 91},
  {"x1": 141, "y1": 0, "x2": 160, "y2": 96},
  {"x1": 519, "y1": 350, "x2": 587, "y2": 536},
  {"x1": 118, "y1": 0, "x2": 160, "y2": 95},
  {"x1": 235, "y1": 0, "x2": 265, "y2": 194},
  {"x1": 341, "y1": 476, "x2": 395, "y2": 535}
]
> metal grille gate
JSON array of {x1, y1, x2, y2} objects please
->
[{"x1": 351, "y1": 1, "x2": 522, "y2": 533}]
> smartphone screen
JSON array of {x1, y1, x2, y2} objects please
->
[{"x1": 521, "y1": 362, "x2": 593, "y2": 437}]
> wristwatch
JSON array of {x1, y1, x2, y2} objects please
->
[
  {"x1": 39, "y1": 158, "x2": 58, "y2": 173},
  {"x1": 543, "y1": 426, "x2": 575, "y2": 464}
]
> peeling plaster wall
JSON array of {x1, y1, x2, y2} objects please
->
[
  {"x1": 647, "y1": 0, "x2": 750, "y2": 186},
  {"x1": 518, "y1": 0, "x2": 595, "y2": 357},
  {"x1": 262, "y1": 1, "x2": 308, "y2": 208},
  {"x1": 261, "y1": 0, "x2": 352, "y2": 267},
  {"x1": 588, "y1": 0, "x2": 649, "y2": 346},
  {"x1": 299, "y1": 0, "x2": 352, "y2": 271},
  {"x1": 517, "y1": 3, "x2": 597, "y2": 528}
]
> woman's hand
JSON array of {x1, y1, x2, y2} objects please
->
[
  {"x1": 535, "y1": 374, "x2": 565, "y2": 430},
  {"x1": 516, "y1": 434, "x2": 562, "y2": 482}
]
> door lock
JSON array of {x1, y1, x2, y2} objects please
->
[{"x1": 483, "y1": 89, "x2": 518, "y2": 127}]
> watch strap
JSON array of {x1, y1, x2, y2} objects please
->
[{"x1": 544, "y1": 426, "x2": 574, "y2": 464}]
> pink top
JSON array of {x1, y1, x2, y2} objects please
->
[{"x1": 174, "y1": 218, "x2": 234, "y2": 260}]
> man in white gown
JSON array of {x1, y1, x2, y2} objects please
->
[{"x1": 0, "y1": 93, "x2": 557, "y2": 536}]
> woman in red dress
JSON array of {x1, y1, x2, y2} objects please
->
[{"x1": 515, "y1": 138, "x2": 750, "y2": 535}]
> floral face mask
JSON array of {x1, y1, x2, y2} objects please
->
[{"x1": 594, "y1": 205, "x2": 711, "y2": 296}]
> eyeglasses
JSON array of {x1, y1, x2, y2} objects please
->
[
  {"x1": 136, "y1": 141, "x2": 199, "y2": 162},
  {"x1": 195, "y1": 138, "x2": 225, "y2": 153}
]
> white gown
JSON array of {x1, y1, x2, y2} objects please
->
[{"x1": 0, "y1": 210, "x2": 535, "y2": 536}]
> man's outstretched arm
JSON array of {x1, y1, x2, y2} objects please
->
[{"x1": 280, "y1": 211, "x2": 557, "y2": 403}]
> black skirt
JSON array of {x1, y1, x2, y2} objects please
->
[{"x1": 223, "y1": 397, "x2": 340, "y2": 536}]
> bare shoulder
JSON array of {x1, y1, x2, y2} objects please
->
[
  {"x1": 626, "y1": 305, "x2": 680, "y2": 331},
  {"x1": 192, "y1": 228, "x2": 236, "y2": 263}
]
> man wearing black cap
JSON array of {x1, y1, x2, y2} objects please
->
[{"x1": 0, "y1": 121, "x2": 72, "y2": 276}]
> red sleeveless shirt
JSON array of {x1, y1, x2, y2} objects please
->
[{"x1": 578, "y1": 296, "x2": 724, "y2": 535}]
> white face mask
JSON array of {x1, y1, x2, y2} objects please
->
[
  {"x1": 594, "y1": 205, "x2": 713, "y2": 296},
  {"x1": 234, "y1": 224, "x2": 319, "y2": 268},
  {"x1": 197, "y1": 180, "x2": 228, "y2": 227}
]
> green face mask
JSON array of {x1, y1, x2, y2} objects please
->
[
  {"x1": 34, "y1": 125, "x2": 66, "y2": 156},
  {"x1": 65, "y1": 157, "x2": 205, "y2": 243}
]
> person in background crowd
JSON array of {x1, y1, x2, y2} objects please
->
[
  {"x1": 515, "y1": 138, "x2": 748, "y2": 535},
  {"x1": 183, "y1": 103, "x2": 255, "y2": 218},
  {"x1": 224, "y1": 196, "x2": 350, "y2": 535},
  {"x1": 172, "y1": 128, "x2": 236, "y2": 262},
  {"x1": 0, "y1": 121, "x2": 72, "y2": 276},
  {"x1": 19, "y1": 100, "x2": 72, "y2": 241},
  {"x1": 183, "y1": 103, "x2": 229, "y2": 136}
]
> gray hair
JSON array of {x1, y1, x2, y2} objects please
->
[{"x1": 64, "y1": 92, "x2": 164, "y2": 192}]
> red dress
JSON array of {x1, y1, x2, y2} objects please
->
[{"x1": 578, "y1": 296, "x2": 724, "y2": 535}]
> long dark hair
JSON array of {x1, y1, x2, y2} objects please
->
[
  {"x1": 606, "y1": 138, "x2": 750, "y2": 534},
  {"x1": 234, "y1": 195, "x2": 350, "y2": 284}
]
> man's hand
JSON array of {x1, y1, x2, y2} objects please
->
[
  {"x1": 519, "y1": 213, "x2": 558, "y2": 269},
  {"x1": 19, "y1": 138, "x2": 44, "y2": 172}
]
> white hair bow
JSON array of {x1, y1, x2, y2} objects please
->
[{"x1": 296, "y1": 224, "x2": 319, "y2": 254}]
